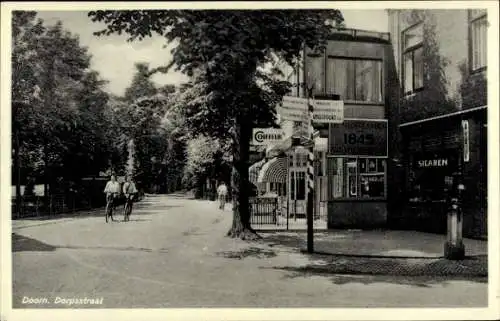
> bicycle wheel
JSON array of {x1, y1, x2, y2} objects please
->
[{"x1": 124, "y1": 203, "x2": 130, "y2": 221}]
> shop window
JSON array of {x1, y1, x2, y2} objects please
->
[
  {"x1": 408, "y1": 151, "x2": 458, "y2": 203},
  {"x1": 402, "y1": 23, "x2": 424, "y2": 94},
  {"x1": 328, "y1": 157, "x2": 386, "y2": 199},
  {"x1": 315, "y1": 151, "x2": 325, "y2": 176},
  {"x1": 470, "y1": 10, "x2": 487, "y2": 71},
  {"x1": 326, "y1": 58, "x2": 383, "y2": 103}
]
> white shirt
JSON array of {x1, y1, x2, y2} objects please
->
[
  {"x1": 123, "y1": 182, "x2": 137, "y2": 194},
  {"x1": 217, "y1": 184, "x2": 228, "y2": 196},
  {"x1": 104, "y1": 181, "x2": 120, "y2": 194}
]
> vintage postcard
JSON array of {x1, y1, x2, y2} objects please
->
[{"x1": 1, "y1": 1, "x2": 499, "y2": 321}]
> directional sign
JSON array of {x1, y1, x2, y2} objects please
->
[
  {"x1": 278, "y1": 96, "x2": 308, "y2": 122},
  {"x1": 312, "y1": 99, "x2": 344, "y2": 123},
  {"x1": 252, "y1": 128, "x2": 286, "y2": 146}
]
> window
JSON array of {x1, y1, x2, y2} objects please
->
[
  {"x1": 470, "y1": 10, "x2": 487, "y2": 70},
  {"x1": 328, "y1": 157, "x2": 386, "y2": 199},
  {"x1": 326, "y1": 58, "x2": 383, "y2": 103},
  {"x1": 355, "y1": 60, "x2": 383, "y2": 102},
  {"x1": 402, "y1": 23, "x2": 424, "y2": 94},
  {"x1": 315, "y1": 151, "x2": 325, "y2": 177},
  {"x1": 307, "y1": 55, "x2": 325, "y2": 95},
  {"x1": 290, "y1": 171, "x2": 306, "y2": 200}
]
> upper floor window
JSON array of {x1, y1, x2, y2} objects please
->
[
  {"x1": 402, "y1": 23, "x2": 424, "y2": 95},
  {"x1": 306, "y1": 55, "x2": 325, "y2": 95},
  {"x1": 325, "y1": 58, "x2": 383, "y2": 103},
  {"x1": 470, "y1": 10, "x2": 487, "y2": 71}
]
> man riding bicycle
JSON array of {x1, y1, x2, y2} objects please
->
[
  {"x1": 122, "y1": 175, "x2": 138, "y2": 222},
  {"x1": 104, "y1": 174, "x2": 120, "y2": 222}
]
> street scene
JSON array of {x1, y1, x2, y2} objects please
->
[
  {"x1": 5, "y1": 3, "x2": 497, "y2": 315},
  {"x1": 12, "y1": 193, "x2": 487, "y2": 308}
]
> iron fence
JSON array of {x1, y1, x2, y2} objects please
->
[
  {"x1": 249, "y1": 197, "x2": 279, "y2": 225},
  {"x1": 11, "y1": 192, "x2": 144, "y2": 219}
]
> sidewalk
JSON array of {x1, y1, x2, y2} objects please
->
[{"x1": 256, "y1": 229, "x2": 488, "y2": 277}]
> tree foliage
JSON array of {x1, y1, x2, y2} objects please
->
[
  {"x1": 89, "y1": 10, "x2": 344, "y2": 238},
  {"x1": 12, "y1": 11, "x2": 111, "y2": 193}
]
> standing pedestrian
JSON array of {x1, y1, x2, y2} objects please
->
[{"x1": 217, "y1": 182, "x2": 228, "y2": 210}]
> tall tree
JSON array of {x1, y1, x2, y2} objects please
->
[
  {"x1": 12, "y1": 12, "x2": 111, "y2": 197},
  {"x1": 89, "y1": 10, "x2": 344, "y2": 239}
]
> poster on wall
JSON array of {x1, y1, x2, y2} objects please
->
[
  {"x1": 329, "y1": 120, "x2": 388, "y2": 157},
  {"x1": 333, "y1": 158, "x2": 343, "y2": 198}
]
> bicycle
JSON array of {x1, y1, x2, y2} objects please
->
[
  {"x1": 105, "y1": 193, "x2": 118, "y2": 223},
  {"x1": 123, "y1": 194, "x2": 134, "y2": 222}
]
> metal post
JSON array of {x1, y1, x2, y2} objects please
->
[
  {"x1": 444, "y1": 119, "x2": 466, "y2": 260},
  {"x1": 306, "y1": 88, "x2": 314, "y2": 253}
]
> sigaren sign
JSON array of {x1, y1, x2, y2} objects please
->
[
  {"x1": 416, "y1": 159, "x2": 449, "y2": 168},
  {"x1": 252, "y1": 128, "x2": 285, "y2": 146}
]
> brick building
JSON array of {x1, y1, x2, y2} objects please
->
[{"x1": 386, "y1": 9, "x2": 488, "y2": 239}]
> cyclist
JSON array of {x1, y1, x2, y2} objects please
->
[
  {"x1": 122, "y1": 175, "x2": 138, "y2": 222},
  {"x1": 104, "y1": 174, "x2": 120, "y2": 222}
]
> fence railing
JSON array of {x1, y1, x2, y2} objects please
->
[
  {"x1": 249, "y1": 197, "x2": 279, "y2": 225},
  {"x1": 11, "y1": 193, "x2": 144, "y2": 219}
]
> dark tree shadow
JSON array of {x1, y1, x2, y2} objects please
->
[
  {"x1": 12, "y1": 233, "x2": 56, "y2": 252},
  {"x1": 269, "y1": 265, "x2": 488, "y2": 287},
  {"x1": 12, "y1": 232, "x2": 169, "y2": 253},
  {"x1": 216, "y1": 247, "x2": 277, "y2": 260}
]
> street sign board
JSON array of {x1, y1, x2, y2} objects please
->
[
  {"x1": 329, "y1": 120, "x2": 388, "y2": 157},
  {"x1": 252, "y1": 128, "x2": 286, "y2": 146},
  {"x1": 312, "y1": 99, "x2": 344, "y2": 123},
  {"x1": 278, "y1": 96, "x2": 308, "y2": 122}
]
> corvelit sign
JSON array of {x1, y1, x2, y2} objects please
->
[{"x1": 252, "y1": 128, "x2": 285, "y2": 146}]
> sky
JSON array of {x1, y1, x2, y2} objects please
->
[{"x1": 36, "y1": 10, "x2": 389, "y2": 96}]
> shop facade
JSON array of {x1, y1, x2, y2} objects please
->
[
  {"x1": 387, "y1": 9, "x2": 488, "y2": 239},
  {"x1": 301, "y1": 29, "x2": 393, "y2": 228}
]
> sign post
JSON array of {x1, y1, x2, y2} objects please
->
[{"x1": 306, "y1": 91, "x2": 315, "y2": 253}]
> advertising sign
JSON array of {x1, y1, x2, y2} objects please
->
[
  {"x1": 252, "y1": 128, "x2": 285, "y2": 146},
  {"x1": 312, "y1": 99, "x2": 344, "y2": 123},
  {"x1": 277, "y1": 96, "x2": 308, "y2": 122},
  {"x1": 412, "y1": 150, "x2": 458, "y2": 170},
  {"x1": 329, "y1": 120, "x2": 388, "y2": 156}
]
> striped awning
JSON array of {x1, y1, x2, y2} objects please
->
[
  {"x1": 249, "y1": 158, "x2": 266, "y2": 186},
  {"x1": 257, "y1": 157, "x2": 288, "y2": 183}
]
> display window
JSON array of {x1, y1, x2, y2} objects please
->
[{"x1": 328, "y1": 157, "x2": 387, "y2": 200}]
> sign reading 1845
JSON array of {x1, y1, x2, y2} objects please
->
[{"x1": 329, "y1": 120, "x2": 388, "y2": 156}]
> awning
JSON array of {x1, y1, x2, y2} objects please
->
[
  {"x1": 249, "y1": 158, "x2": 266, "y2": 186},
  {"x1": 257, "y1": 157, "x2": 288, "y2": 183}
]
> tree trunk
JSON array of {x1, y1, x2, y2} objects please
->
[{"x1": 227, "y1": 116, "x2": 260, "y2": 240}]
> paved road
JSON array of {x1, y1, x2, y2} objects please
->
[{"x1": 12, "y1": 194, "x2": 487, "y2": 308}]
